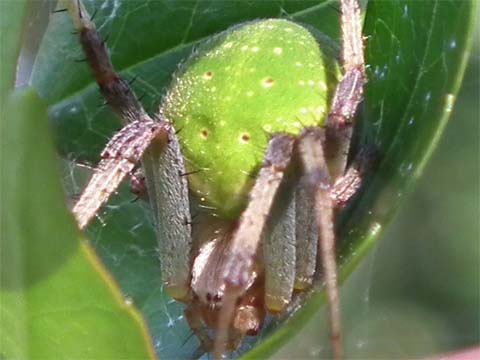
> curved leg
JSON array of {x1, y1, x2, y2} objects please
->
[
  {"x1": 330, "y1": 146, "x2": 375, "y2": 208},
  {"x1": 72, "y1": 120, "x2": 169, "y2": 229},
  {"x1": 64, "y1": 0, "x2": 172, "y2": 228}
]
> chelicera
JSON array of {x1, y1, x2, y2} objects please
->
[{"x1": 63, "y1": 0, "x2": 368, "y2": 358}]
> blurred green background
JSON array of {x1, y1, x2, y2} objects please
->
[{"x1": 276, "y1": 26, "x2": 479, "y2": 360}]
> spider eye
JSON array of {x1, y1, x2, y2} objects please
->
[{"x1": 213, "y1": 294, "x2": 222, "y2": 302}]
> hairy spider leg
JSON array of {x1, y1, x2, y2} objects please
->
[
  {"x1": 265, "y1": 141, "x2": 376, "y2": 311},
  {"x1": 265, "y1": 141, "x2": 375, "y2": 310},
  {"x1": 318, "y1": 0, "x2": 366, "y2": 356},
  {"x1": 64, "y1": 0, "x2": 145, "y2": 122},
  {"x1": 64, "y1": 0, "x2": 162, "y2": 228},
  {"x1": 142, "y1": 130, "x2": 193, "y2": 301},
  {"x1": 325, "y1": 0, "x2": 366, "y2": 180},
  {"x1": 297, "y1": 0, "x2": 366, "y2": 357},
  {"x1": 214, "y1": 134, "x2": 296, "y2": 358},
  {"x1": 72, "y1": 120, "x2": 169, "y2": 229},
  {"x1": 299, "y1": 127, "x2": 340, "y2": 359},
  {"x1": 294, "y1": 0, "x2": 366, "y2": 357},
  {"x1": 264, "y1": 142, "x2": 374, "y2": 311},
  {"x1": 64, "y1": 0, "x2": 193, "y2": 298}
]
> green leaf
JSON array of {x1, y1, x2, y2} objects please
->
[
  {"x1": 28, "y1": 0, "x2": 476, "y2": 358},
  {"x1": 0, "y1": 0, "x2": 28, "y2": 104},
  {"x1": 0, "y1": 89, "x2": 155, "y2": 359}
]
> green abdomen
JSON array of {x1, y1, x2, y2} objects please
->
[{"x1": 162, "y1": 19, "x2": 340, "y2": 219}]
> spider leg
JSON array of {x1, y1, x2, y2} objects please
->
[
  {"x1": 62, "y1": 0, "x2": 146, "y2": 122},
  {"x1": 294, "y1": 145, "x2": 374, "y2": 294},
  {"x1": 267, "y1": 135, "x2": 368, "y2": 306},
  {"x1": 64, "y1": 0, "x2": 170, "y2": 229},
  {"x1": 129, "y1": 167, "x2": 148, "y2": 201},
  {"x1": 213, "y1": 134, "x2": 295, "y2": 358},
  {"x1": 72, "y1": 120, "x2": 169, "y2": 229},
  {"x1": 142, "y1": 127, "x2": 192, "y2": 301},
  {"x1": 325, "y1": 0, "x2": 366, "y2": 179},
  {"x1": 294, "y1": 186, "x2": 318, "y2": 290},
  {"x1": 299, "y1": 127, "x2": 342, "y2": 360},
  {"x1": 299, "y1": 3, "x2": 367, "y2": 352},
  {"x1": 264, "y1": 192, "x2": 296, "y2": 313},
  {"x1": 330, "y1": 146, "x2": 375, "y2": 208},
  {"x1": 185, "y1": 304, "x2": 214, "y2": 353}
]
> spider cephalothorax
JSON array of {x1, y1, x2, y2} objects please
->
[
  {"x1": 186, "y1": 216, "x2": 267, "y2": 351},
  {"x1": 65, "y1": 0, "x2": 366, "y2": 358}
]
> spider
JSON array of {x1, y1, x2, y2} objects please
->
[{"x1": 63, "y1": 0, "x2": 368, "y2": 358}]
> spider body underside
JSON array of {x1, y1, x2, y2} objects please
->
[{"x1": 65, "y1": 0, "x2": 367, "y2": 358}]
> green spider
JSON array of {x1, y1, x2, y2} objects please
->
[{"x1": 64, "y1": 0, "x2": 367, "y2": 357}]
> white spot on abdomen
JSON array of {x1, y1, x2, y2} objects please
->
[{"x1": 273, "y1": 47, "x2": 283, "y2": 55}]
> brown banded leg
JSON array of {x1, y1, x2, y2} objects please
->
[
  {"x1": 299, "y1": 127, "x2": 342, "y2": 360},
  {"x1": 63, "y1": 0, "x2": 168, "y2": 228},
  {"x1": 325, "y1": 0, "x2": 366, "y2": 179},
  {"x1": 213, "y1": 134, "x2": 296, "y2": 358},
  {"x1": 301, "y1": 2, "x2": 367, "y2": 353},
  {"x1": 330, "y1": 146, "x2": 376, "y2": 208},
  {"x1": 72, "y1": 119, "x2": 170, "y2": 229},
  {"x1": 63, "y1": 0, "x2": 146, "y2": 122}
]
